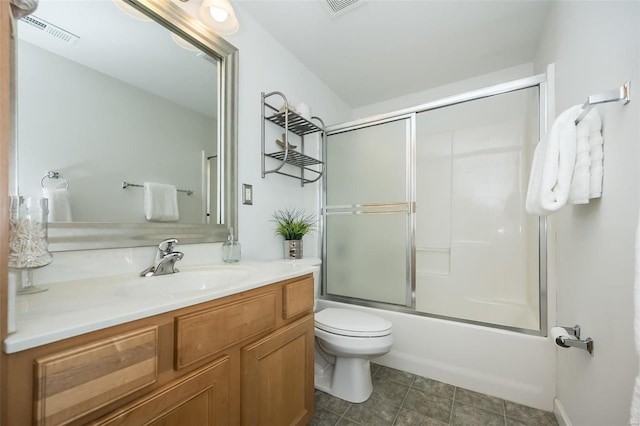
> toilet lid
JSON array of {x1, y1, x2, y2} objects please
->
[{"x1": 315, "y1": 308, "x2": 392, "y2": 337}]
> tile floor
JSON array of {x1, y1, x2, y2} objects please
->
[{"x1": 312, "y1": 364, "x2": 559, "y2": 426}]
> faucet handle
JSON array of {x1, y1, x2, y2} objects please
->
[{"x1": 158, "y1": 238, "x2": 179, "y2": 252}]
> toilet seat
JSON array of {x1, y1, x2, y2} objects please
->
[{"x1": 315, "y1": 308, "x2": 392, "y2": 337}]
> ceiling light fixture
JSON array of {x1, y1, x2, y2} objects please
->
[
  {"x1": 209, "y1": 6, "x2": 228, "y2": 23},
  {"x1": 198, "y1": 0, "x2": 239, "y2": 35},
  {"x1": 170, "y1": 32, "x2": 201, "y2": 52}
]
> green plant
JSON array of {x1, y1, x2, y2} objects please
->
[{"x1": 272, "y1": 208, "x2": 316, "y2": 240}]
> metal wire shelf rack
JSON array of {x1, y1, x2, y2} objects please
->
[{"x1": 261, "y1": 91, "x2": 326, "y2": 186}]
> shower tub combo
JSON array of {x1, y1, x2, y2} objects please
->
[{"x1": 320, "y1": 73, "x2": 556, "y2": 410}]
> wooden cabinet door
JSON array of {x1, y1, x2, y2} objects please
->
[
  {"x1": 92, "y1": 356, "x2": 230, "y2": 426},
  {"x1": 34, "y1": 327, "x2": 159, "y2": 426},
  {"x1": 242, "y1": 315, "x2": 314, "y2": 426}
]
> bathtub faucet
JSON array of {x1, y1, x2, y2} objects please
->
[{"x1": 140, "y1": 238, "x2": 184, "y2": 277}]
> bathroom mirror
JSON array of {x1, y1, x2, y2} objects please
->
[{"x1": 14, "y1": 0, "x2": 238, "y2": 250}]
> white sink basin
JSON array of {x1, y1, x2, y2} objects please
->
[{"x1": 115, "y1": 265, "x2": 252, "y2": 297}]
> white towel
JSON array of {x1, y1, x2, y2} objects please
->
[
  {"x1": 143, "y1": 182, "x2": 179, "y2": 222},
  {"x1": 10, "y1": 0, "x2": 38, "y2": 18},
  {"x1": 589, "y1": 131, "x2": 604, "y2": 199},
  {"x1": 525, "y1": 105, "x2": 583, "y2": 215},
  {"x1": 568, "y1": 118, "x2": 591, "y2": 204},
  {"x1": 631, "y1": 214, "x2": 640, "y2": 425},
  {"x1": 569, "y1": 108, "x2": 602, "y2": 204},
  {"x1": 42, "y1": 187, "x2": 72, "y2": 222}
]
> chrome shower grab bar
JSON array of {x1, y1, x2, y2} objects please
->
[
  {"x1": 575, "y1": 81, "x2": 630, "y2": 124},
  {"x1": 122, "y1": 181, "x2": 193, "y2": 196},
  {"x1": 41, "y1": 171, "x2": 69, "y2": 189}
]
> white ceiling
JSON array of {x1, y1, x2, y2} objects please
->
[{"x1": 236, "y1": 0, "x2": 552, "y2": 108}]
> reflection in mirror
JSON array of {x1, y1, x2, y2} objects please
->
[
  {"x1": 13, "y1": 0, "x2": 238, "y2": 250},
  {"x1": 18, "y1": 1, "x2": 218, "y2": 224}
]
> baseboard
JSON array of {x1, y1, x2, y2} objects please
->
[{"x1": 554, "y1": 398, "x2": 572, "y2": 426}]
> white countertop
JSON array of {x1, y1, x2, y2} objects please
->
[{"x1": 4, "y1": 259, "x2": 319, "y2": 353}]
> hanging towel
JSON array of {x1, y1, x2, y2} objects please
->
[
  {"x1": 10, "y1": 0, "x2": 38, "y2": 18},
  {"x1": 569, "y1": 108, "x2": 602, "y2": 204},
  {"x1": 42, "y1": 187, "x2": 72, "y2": 222},
  {"x1": 525, "y1": 105, "x2": 583, "y2": 215},
  {"x1": 631, "y1": 214, "x2": 640, "y2": 425},
  {"x1": 143, "y1": 182, "x2": 179, "y2": 222},
  {"x1": 9, "y1": 0, "x2": 38, "y2": 37},
  {"x1": 589, "y1": 130, "x2": 604, "y2": 199}
]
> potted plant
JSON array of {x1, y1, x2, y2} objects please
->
[{"x1": 272, "y1": 208, "x2": 316, "y2": 259}]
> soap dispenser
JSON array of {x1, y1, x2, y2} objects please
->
[{"x1": 222, "y1": 227, "x2": 241, "y2": 263}]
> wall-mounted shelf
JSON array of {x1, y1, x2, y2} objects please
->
[
  {"x1": 261, "y1": 91, "x2": 326, "y2": 186},
  {"x1": 265, "y1": 111, "x2": 323, "y2": 136}
]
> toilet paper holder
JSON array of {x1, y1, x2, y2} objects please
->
[{"x1": 554, "y1": 325, "x2": 594, "y2": 355}]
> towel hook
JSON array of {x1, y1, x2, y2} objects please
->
[{"x1": 40, "y1": 171, "x2": 69, "y2": 190}]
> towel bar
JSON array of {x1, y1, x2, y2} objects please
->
[
  {"x1": 575, "y1": 81, "x2": 631, "y2": 124},
  {"x1": 122, "y1": 181, "x2": 193, "y2": 196}
]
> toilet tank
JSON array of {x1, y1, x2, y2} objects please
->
[{"x1": 308, "y1": 259, "x2": 322, "y2": 311}]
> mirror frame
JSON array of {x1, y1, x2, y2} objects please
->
[{"x1": 40, "y1": 0, "x2": 238, "y2": 251}]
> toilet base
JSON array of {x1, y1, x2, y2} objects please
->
[{"x1": 314, "y1": 350, "x2": 373, "y2": 403}]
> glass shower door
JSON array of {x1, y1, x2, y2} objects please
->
[{"x1": 323, "y1": 118, "x2": 412, "y2": 307}]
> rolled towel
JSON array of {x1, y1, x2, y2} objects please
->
[
  {"x1": 42, "y1": 187, "x2": 72, "y2": 222},
  {"x1": 525, "y1": 105, "x2": 582, "y2": 215},
  {"x1": 589, "y1": 131, "x2": 604, "y2": 199},
  {"x1": 568, "y1": 130, "x2": 590, "y2": 204},
  {"x1": 569, "y1": 108, "x2": 601, "y2": 204},
  {"x1": 143, "y1": 182, "x2": 179, "y2": 222}
]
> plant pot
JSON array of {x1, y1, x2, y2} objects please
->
[{"x1": 284, "y1": 240, "x2": 303, "y2": 259}]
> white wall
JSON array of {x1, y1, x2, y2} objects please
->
[
  {"x1": 353, "y1": 63, "x2": 534, "y2": 119},
  {"x1": 222, "y1": 3, "x2": 352, "y2": 261},
  {"x1": 534, "y1": 2, "x2": 640, "y2": 425},
  {"x1": 17, "y1": 41, "x2": 213, "y2": 223}
]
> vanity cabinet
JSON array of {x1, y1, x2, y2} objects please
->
[
  {"x1": 91, "y1": 356, "x2": 231, "y2": 426},
  {"x1": 4, "y1": 274, "x2": 315, "y2": 426},
  {"x1": 242, "y1": 315, "x2": 314, "y2": 426}
]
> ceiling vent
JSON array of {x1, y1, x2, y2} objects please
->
[
  {"x1": 321, "y1": 0, "x2": 367, "y2": 18},
  {"x1": 20, "y1": 15, "x2": 79, "y2": 45},
  {"x1": 197, "y1": 52, "x2": 217, "y2": 65}
]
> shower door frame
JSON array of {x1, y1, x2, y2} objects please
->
[
  {"x1": 321, "y1": 73, "x2": 549, "y2": 336},
  {"x1": 323, "y1": 114, "x2": 415, "y2": 308}
]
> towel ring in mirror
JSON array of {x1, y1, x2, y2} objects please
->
[{"x1": 40, "y1": 171, "x2": 69, "y2": 190}]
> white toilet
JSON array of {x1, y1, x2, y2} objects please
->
[{"x1": 311, "y1": 265, "x2": 393, "y2": 403}]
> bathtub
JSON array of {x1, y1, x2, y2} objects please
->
[
  {"x1": 417, "y1": 295, "x2": 540, "y2": 331},
  {"x1": 317, "y1": 298, "x2": 556, "y2": 411}
]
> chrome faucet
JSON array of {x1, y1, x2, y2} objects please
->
[{"x1": 140, "y1": 238, "x2": 184, "y2": 277}]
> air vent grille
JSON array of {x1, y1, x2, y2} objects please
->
[
  {"x1": 326, "y1": 0, "x2": 359, "y2": 13},
  {"x1": 20, "y1": 15, "x2": 80, "y2": 45},
  {"x1": 321, "y1": 0, "x2": 366, "y2": 18},
  {"x1": 197, "y1": 52, "x2": 217, "y2": 65}
]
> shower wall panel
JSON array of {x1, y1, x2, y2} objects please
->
[{"x1": 415, "y1": 88, "x2": 540, "y2": 330}]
